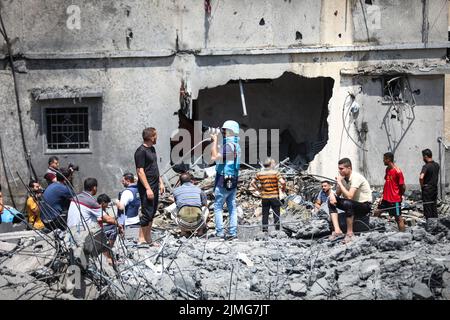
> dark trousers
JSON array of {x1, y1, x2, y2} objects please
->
[
  {"x1": 43, "y1": 213, "x2": 67, "y2": 231},
  {"x1": 262, "y1": 198, "x2": 281, "y2": 232},
  {"x1": 137, "y1": 183, "x2": 159, "y2": 227},
  {"x1": 422, "y1": 186, "x2": 438, "y2": 219},
  {"x1": 329, "y1": 197, "x2": 371, "y2": 217}
]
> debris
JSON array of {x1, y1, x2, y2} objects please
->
[{"x1": 237, "y1": 252, "x2": 254, "y2": 267}]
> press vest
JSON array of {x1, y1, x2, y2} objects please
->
[{"x1": 118, "y1": 185, "x2": 140, "y2": 219}]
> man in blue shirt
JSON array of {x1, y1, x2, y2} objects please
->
[
  {"x1": 210, "y1": 120, "x2": 241, "y2": 240},
  {"x1": 41, "y1": 168, "x2": 72, "y2": 231},
  {"x1": 314, "y1": 181, "x2": 334, "y2": 212},
  {"x1": 173, "y1": 173, "x2": 208, "y2": 237}
]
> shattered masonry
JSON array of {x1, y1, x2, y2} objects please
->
[{"x1": 0, "y1": 0, "x2": 450, "y2": 300}]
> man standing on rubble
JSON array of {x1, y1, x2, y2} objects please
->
[
  {"x1": 115, "y1": 172, "x2": 141, "y2": 229},
  {"x1": 250, "y1": 158, "x2": 286, "y2": 232},
  {"x1": 420, "y1": 149, "x2": 440, "y2": 219},
  {"x1": 376, "y1": 152, "x2": 406, "y2": 231},
  {"x1": 210, "y1": 120, "x2": 241, "y2": 240},
  {"x1": 134, "y1": 127, "x2": 165, "y2": 246},
  {"x1": 328, "y1": 158, "x2": 372, "y2": 243}
]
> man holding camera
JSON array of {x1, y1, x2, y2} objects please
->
[
  {"x1": 44, "y1": 156, "x2": 78, "y2": 186},
  {"x1": 210, "y1": 120, "x2": 241, "y2": 240}
]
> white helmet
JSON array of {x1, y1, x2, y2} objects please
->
[{"x1": 221, "y1": 120, "x2": 240, "y2": 135}]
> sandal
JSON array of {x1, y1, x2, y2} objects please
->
[
  {"x1": 342, "y1": 234, "x2": 355, "y2": 244},
  {"x1": 148, "y1": 242, "x2": 160, "y2": 248},
  {"x1": 328, "y1": 232, "x2": 344, "y2": 241},
  {"x1": 137, "y1": 242, "x2": 150, "y2": 248}
]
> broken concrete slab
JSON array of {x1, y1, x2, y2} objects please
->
[{"x1": 412, "y1": 282, "x2": 433, "y2": 300}]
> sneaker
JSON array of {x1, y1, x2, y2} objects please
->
[
  {"x1": 225, "y1": 234, "x2": 237, "y2": 241},
  {"x1": 208, "y1": 233, "x2": 224, "y2": 239}
]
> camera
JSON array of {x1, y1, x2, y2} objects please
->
[
  {"x1": 68, "y1": 163, "x2": 79, "y2": 171},
  {"x1": 202, "y1": 125, "x2": 221, "y2": 136}
]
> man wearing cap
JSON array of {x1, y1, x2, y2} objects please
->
[{"x1": 210, "y1": 120, "x2": 241, "y2": 240}]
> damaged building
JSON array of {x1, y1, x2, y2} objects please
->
[
  {"x1": 0, "y1": 0, "x2": 449, "y2": 201},
  {"x1": 1, "y1": 0, "x2": 450, "y2": 301}
]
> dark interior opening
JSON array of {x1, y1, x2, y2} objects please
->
[{"x1": 188, "y1": 72, "x2": 334, "y2": 169}]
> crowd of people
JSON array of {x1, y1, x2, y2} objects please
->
[{"x1": 0, "y1": 120, "x2": 442, "y2": 261}]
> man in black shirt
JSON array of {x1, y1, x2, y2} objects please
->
[
  {"x1": 134, "y1": 127, "x2": 165, "y2": 246},
  {"x1": 419, "y1": 148, "x2": 440, "y2": 219}
]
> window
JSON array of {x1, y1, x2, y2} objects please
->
[
  {"x1": 382, "y1": 76, "x2": 405, "y2": 103},
  {"x1": 45, "y1": 107, "x2": 89, "y2": 150}
]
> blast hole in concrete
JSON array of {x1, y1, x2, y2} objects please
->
[
  {"x1": 189, "y1": 72, "x2": 334, "y2": 168},
  {"x1": 338, "y1": 33, "x2": 342, "y2": 38},
  {"x1": 296, "y1": 31, "x2": 303, "y2": 40},
  {"x1": 365, "y1": 0, "x2": 373, "y2": 4},
  {"x1": 259, "y1": 18, "x2": 265, "y2": 26},
  {"x1": 334, "y1": 11, "x2": 338, "y2": 16}
]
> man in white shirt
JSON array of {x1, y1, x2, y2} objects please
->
[
  {"x1": 329, "y1": 158, "x2": 372, "y2": 243},
  {"x1": 115, "y1": 173, "x2": 141, "y2": 228},
  {"x1": 67, "y1": 178, "x2": 118, "y2": 230}
]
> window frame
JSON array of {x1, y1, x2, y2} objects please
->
[{"x1": 42, "y1": 103, "x2": 93, "y2": 155}]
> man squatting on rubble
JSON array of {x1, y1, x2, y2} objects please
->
[
  {"x1": 115, "y1": 172, "x2": 141, "y2": 230},
  {"x1": 375, "y1": 152, "x2": 406, "y2": 232},
  {"x1": 134, "y1": 127, "x2": 165, "y2": 247},
  {"x1": 26, "y1": 180, "x2": 45, "y2": 230},
  {"x1": 420, "y1": 148, "x2": 440, "y2": 219},
  {"x1": 314, "y1": 181, "x2": 334, "y2": 213},
  {"x1": 173, "y1": 172, "x2": 208, "y2": 237},
  {"x1": 97, "y1": 194, "x2": 124, "y2": 264},
  {"x1": 328, "y1": 158, "x2": 372, "y2": 243},
  {"x1": 0, "y1": 187, "x2": 3, "y2": 221},
  {"x1": 250, "y1": 158, "x2": 286, "y2": 232},
  {"x1": 210, "y1": 120, "x2": 241, "y2": 240},
  {"x1": 67, "y1": 178, "x2": 122, "y2": 264},
  {"x1": 41, "y1": 168, "x2": 73, "y2": 231}
]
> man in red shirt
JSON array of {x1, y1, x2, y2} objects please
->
[{"x1": 376, "y1": 152, "x2": 406, "y2": 231}]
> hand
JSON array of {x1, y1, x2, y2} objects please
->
[
  {"x1": 210, "y1": 134, "x2": 217, "y2": 143},
  {"x1": 118, "y1": 224, "x2": 124, "y2": 236},
  {"x1": 336, "y1": 175, "x2": 345, "y2": 185},
  {"x1": 159, "y1": 183, "x2": 165, "y2": 195},
  {"x1": 146, "y1": 188, "x2": 154, "y2": 200}
]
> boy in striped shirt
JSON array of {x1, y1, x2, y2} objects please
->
[{"x1": 251, "y1": 158, "x2": 286, "y2": 232}]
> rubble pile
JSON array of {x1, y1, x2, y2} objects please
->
[{"x1": 1, "y1": 164, "x2": 450, "y2": 300}]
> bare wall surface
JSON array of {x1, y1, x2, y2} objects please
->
[{"x1": 0, "y1": 0, "x2": 448, "y2": 57}]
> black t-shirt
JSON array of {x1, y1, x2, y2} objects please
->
[
  {"x1": 421, "y1": 161, "x2": 440, "y2": 188},
  {"x1": 134, "y1": 144, "x2": 160, "y2": 189}
]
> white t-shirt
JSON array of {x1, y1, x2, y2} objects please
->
[
  {"x1": 67, "y1": 192, "x2": 102, "y2": 229},
  {"x1": 341, "y1": 172, "x2": 372, "y2": 203},
  {"x1": 119, "y1": 189, "x2": 140, "y2": 226}
]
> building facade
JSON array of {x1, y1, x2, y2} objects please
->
[{"x1": 0, "y1": 0, "x2": 448, "y2": 205}]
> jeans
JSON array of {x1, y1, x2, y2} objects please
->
[{"x1": 214, "y1": 186, "x2": 237, "y2": 236}]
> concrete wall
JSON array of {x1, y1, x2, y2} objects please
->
[
  {"x1": 0, "y1": 0, "x2": 448, "y2": 57},
  {"x1": 0, "y1": 0, "x2": 448, "y2": 206}
]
